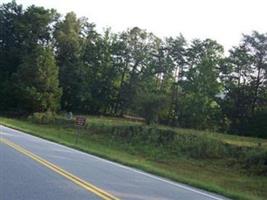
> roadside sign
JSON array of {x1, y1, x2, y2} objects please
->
[
  {"x1": 75, "y1": 116, "x2": 86, "y2": 144},
  {"x1": 66, "y1": 112, "x2": 73, "y2": 120},
  {"x1": 75, "y1": 116, "x2": 86, "y2": 127}
]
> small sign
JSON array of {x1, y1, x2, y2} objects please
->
[
  {"x1": 75, "y1": 116, "x2": 86, "y2": 127},
  {"x1": 66, "y1": 112, "x2": 73, "y2": 120}
]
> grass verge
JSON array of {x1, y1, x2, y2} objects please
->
[{"x1": 0, "y1": 116, "x2": 266, "y2": 200}]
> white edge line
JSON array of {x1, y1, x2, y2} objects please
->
[{"x1": 0, "y1": 125, "x2": 227, "y2": 200}]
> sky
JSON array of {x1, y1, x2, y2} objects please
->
[{"x1": 2, "y1": 0, "x2": 267, "y2": 51}]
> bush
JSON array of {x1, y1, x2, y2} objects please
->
[
  {"x1": 85, "y1": 123, "x2": 266, "y2": 176},
  {"x1": 28, "y1": 111, "x2": 56, "y2": 124},
  {"x1": 174, "y1": 135, "x2": 227, "y2": 159},
  {"x1": 87, "y1": 124, "x2": 236, "y2": 159}
]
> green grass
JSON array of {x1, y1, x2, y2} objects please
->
[{"x1": 0, "y1": 115, "x2": 266, "y2": 200}]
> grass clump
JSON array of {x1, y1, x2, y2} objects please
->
[{"x1": 244, "y1": 150, "x2": 267, "y2": 175}]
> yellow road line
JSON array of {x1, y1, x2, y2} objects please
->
[{"x1": 0, "y1": 138, "x2": 120, "y2": 200}]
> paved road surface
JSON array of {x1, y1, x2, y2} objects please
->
[{"x1": 0, "y1": 125, "x2": 230, "y2": 200}]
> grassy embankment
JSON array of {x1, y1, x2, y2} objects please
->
[{"x1": 0, "y1": 115, "x2": 266, "y2": 200}]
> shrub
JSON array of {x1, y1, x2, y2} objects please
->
[
  {"x1": 28, "y1": 111, "x2": 56, "y2": 124},
  {"x1": 173, "y1": 134, "x2": 232, "y2": 159}
]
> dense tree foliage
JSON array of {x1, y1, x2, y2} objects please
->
[
  {"x1": 15, "y1": 46, "x2": 61, "y2": 112},
  {"x1": 1, "y1": 1, "x2": 266, "y2": 137},
  {"x1": 0, "y1": 1, "x2": 60, "y2": 113},
  {"x1": 220, "y1": 32, "x2": 267, "y2": 137}
]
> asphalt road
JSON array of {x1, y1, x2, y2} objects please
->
[{"x1": 0, "y1": 125, "x2": 230, "y2": 200}]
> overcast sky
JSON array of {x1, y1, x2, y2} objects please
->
[{"x1": 2, "y1": 0, "x2": 267, "y2": 51}]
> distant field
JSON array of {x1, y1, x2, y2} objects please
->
[{"x1": 0, "y1": 115, "x2": 266, "y2": 200}]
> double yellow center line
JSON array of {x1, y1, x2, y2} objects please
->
[{"x1": 0, "y1": 138, "x2": 120, "y2": 200}]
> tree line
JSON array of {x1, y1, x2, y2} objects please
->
[{"x1": 1, "y1": 1, "x2": 266, "y2": 137}]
